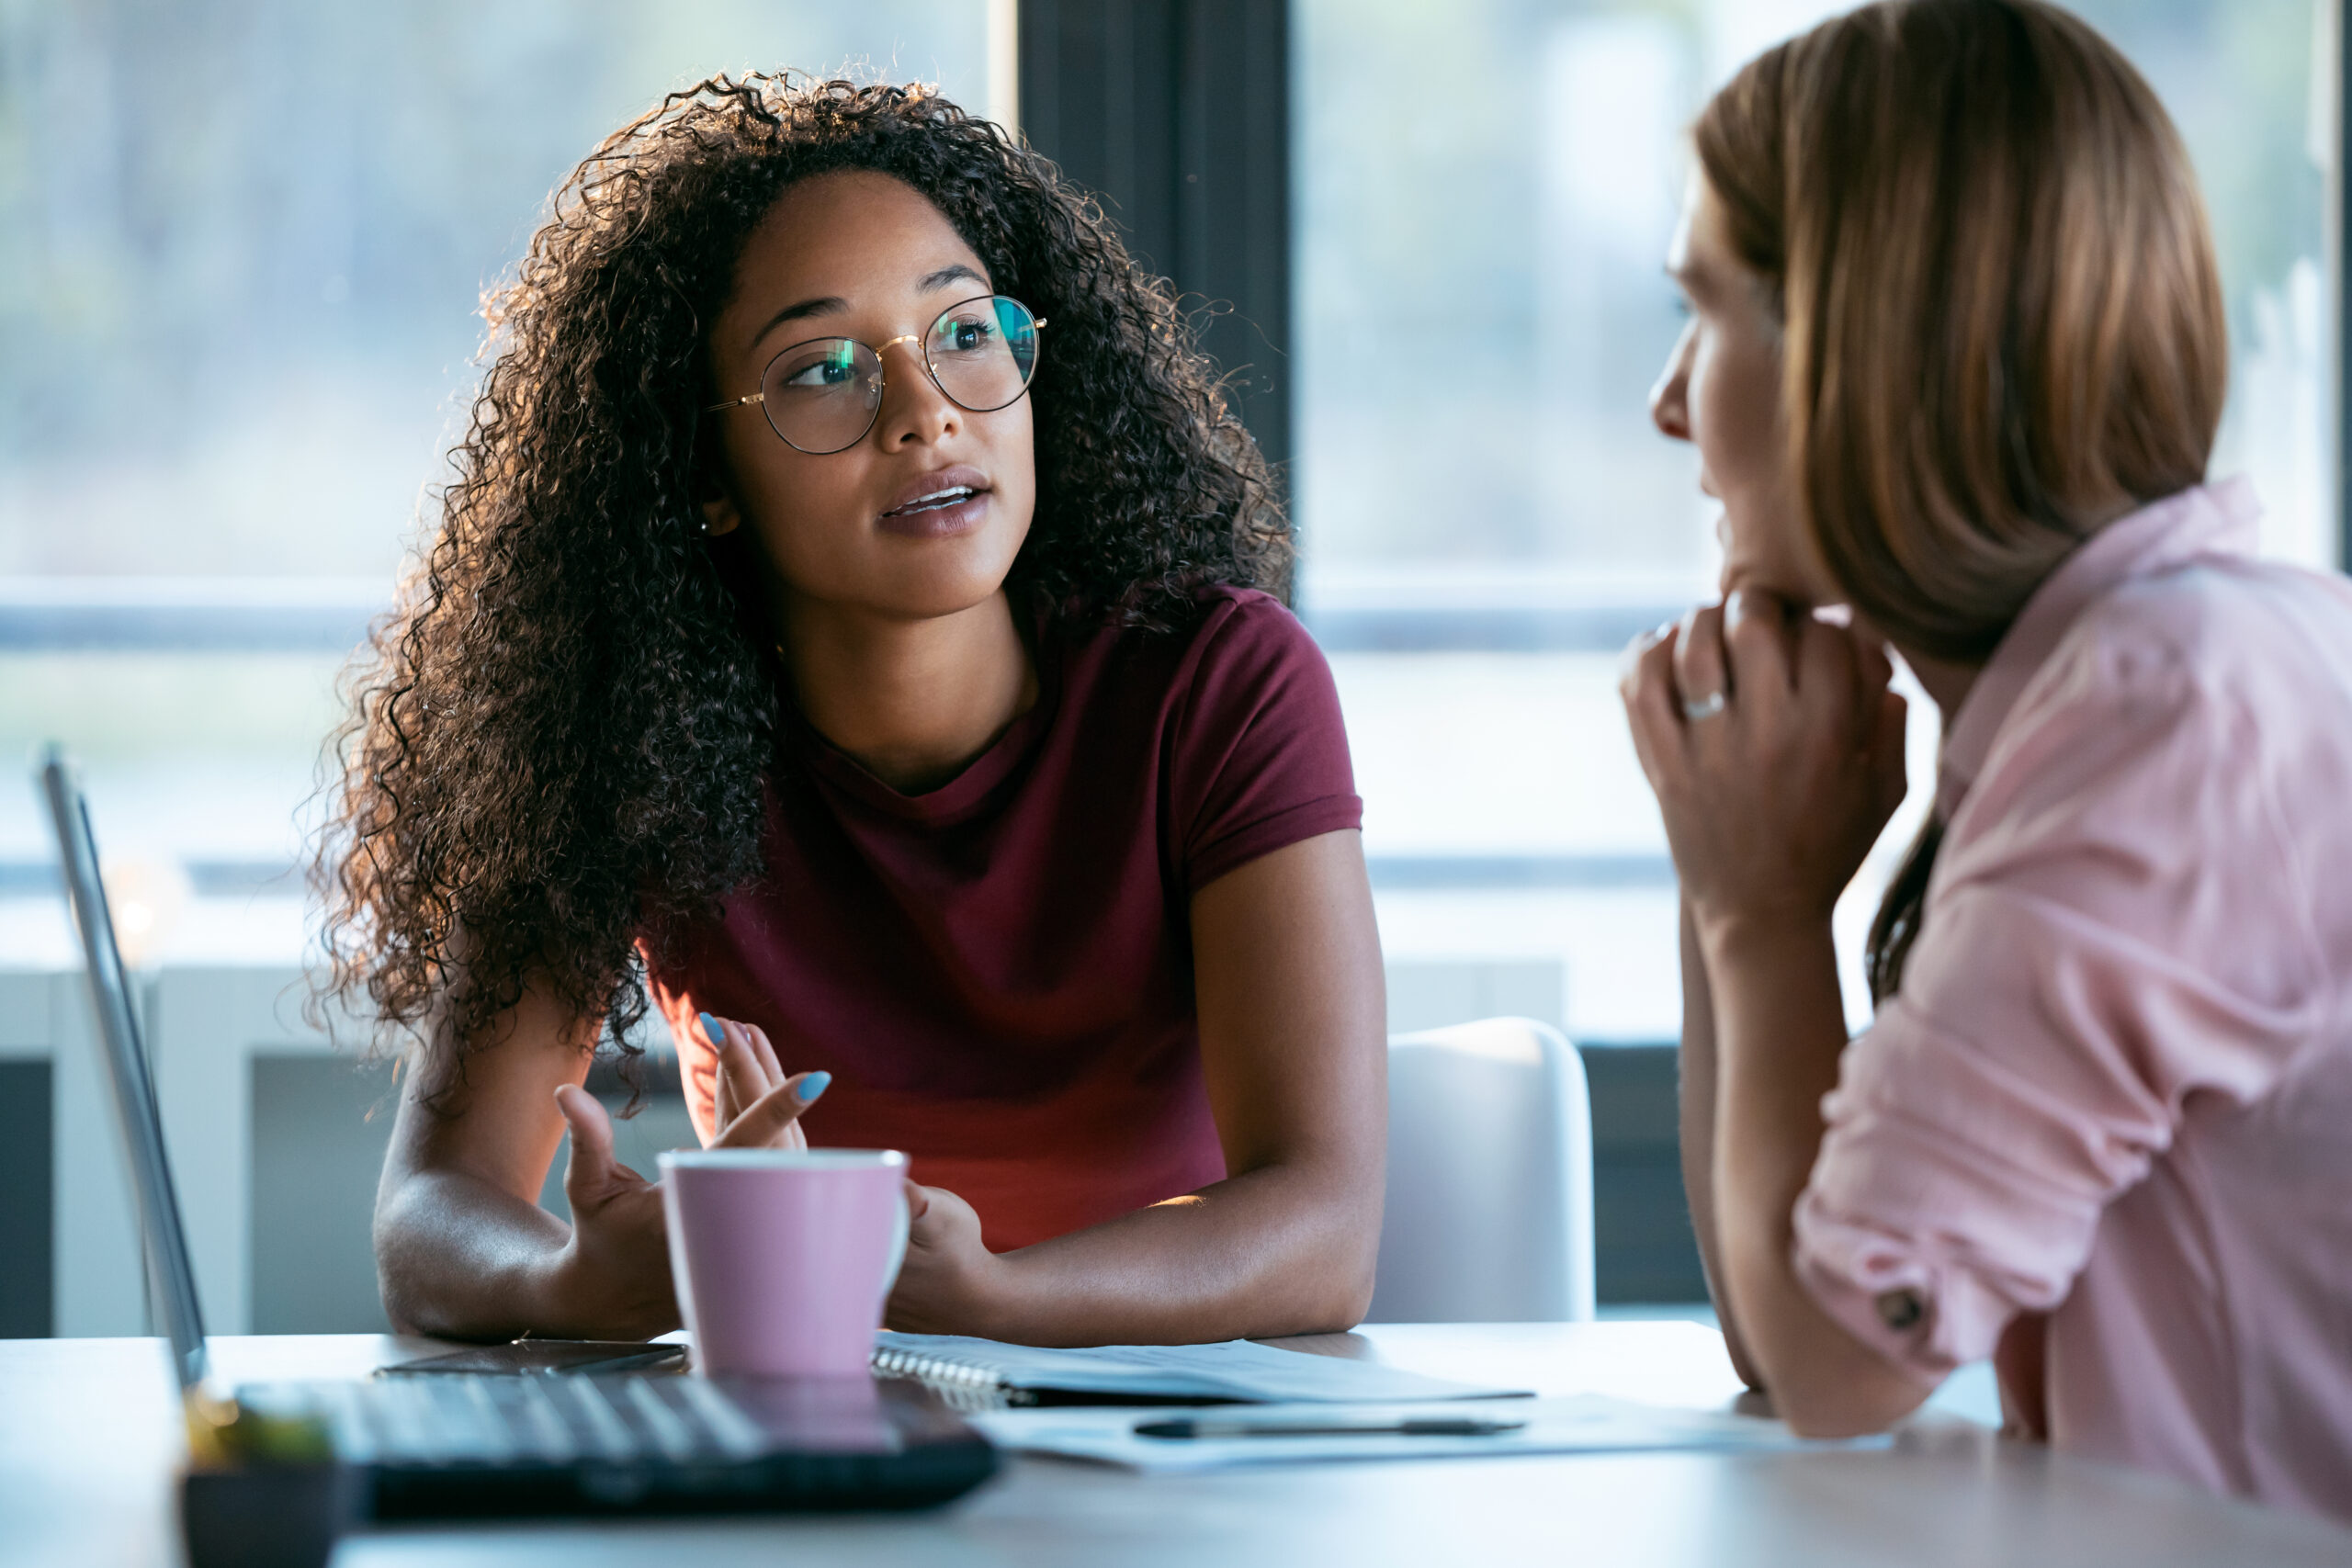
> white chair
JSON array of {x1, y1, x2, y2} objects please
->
[{"x1": 1364, "y1": 1016, "x2": 1596, "y2": 1323}]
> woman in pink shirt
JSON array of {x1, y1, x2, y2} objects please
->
[{"x1": 1622, "y1": 0, "x2": 2352, "y2": 1519}]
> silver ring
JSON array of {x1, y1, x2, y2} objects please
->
[{"x1": 1681, "y1": 690, "x2": 1728, "y2": 722}]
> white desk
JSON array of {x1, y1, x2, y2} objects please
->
[{"x1": 5, "y1": 1324, "x2": 2346, "y2": 1566}]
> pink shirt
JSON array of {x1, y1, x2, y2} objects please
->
[{"x1": 1793, "y1": 479, "x2": 2352, "y2": 1520}]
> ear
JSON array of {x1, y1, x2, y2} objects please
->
[{"x1": 701, "y1": 492, "x2": 742, "y2": 538}]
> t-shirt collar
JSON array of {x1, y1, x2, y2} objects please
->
[
  {"x1": 776, "y1": 630, "x2": 1066, "y2": 824},
  {"x1": 1934, "y1": 477, "x2": 2262, "y2": 823}
]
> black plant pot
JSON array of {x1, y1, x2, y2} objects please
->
[{"x1": 179, "y1": 1461, "x2": 360, "y2": 1568}]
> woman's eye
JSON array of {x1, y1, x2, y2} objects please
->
[
  {"x1": 781, "y1": 353, "x2": 858, "y2": 389},
  {"x1": 934, "y1": 317, "x2": 996, "y2": 355}
]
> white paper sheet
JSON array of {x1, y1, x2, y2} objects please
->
[
  {"x1": 874, "y1": 1332, "x2": 1527, "y2": 1404},
  {"x1": 967, "y1": 1394, "x2": 1891, "y2": 1472}
]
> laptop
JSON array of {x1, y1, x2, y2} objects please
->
[{"x1": 35, "y1": 746, "x2": 998, "y2": 1523}]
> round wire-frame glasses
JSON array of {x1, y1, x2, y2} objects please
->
[{"x1": 704, "y1": 294, "x2": 1046, "y2": 455}]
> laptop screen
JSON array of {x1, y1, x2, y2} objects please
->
[{"x1": 39, "y1": 747, "x2": 211, "y2": 1392}]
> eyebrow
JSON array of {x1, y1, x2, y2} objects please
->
[
  {"x1": 750, "y1": 294, "x2": 849, "y2": 345},
  {"x1": 749, "y1": 263, "x2": 993, "y2": 348},
  {"x1": 921, "y1": 263, "x2": 989, "y2": 294}
]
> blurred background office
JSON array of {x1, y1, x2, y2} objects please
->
[{"x1": 0, "y1": 0, "x2": 2333, "y2": 1339}]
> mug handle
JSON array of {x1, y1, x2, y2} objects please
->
[{"x1": 881, "y1": 1185, "x2": 911, "y2": 1295}]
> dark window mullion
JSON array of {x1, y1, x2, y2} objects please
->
[{"x1": 1019, "y1": 0, "x2": 1292, "y2": 480}]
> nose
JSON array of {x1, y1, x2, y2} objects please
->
[
  {"x1": 1650, "y1": 321, "x2": 1695, "y2": 444},
  {"x1": 874, "y1": 336, "x2": 959, "y2": 450}
]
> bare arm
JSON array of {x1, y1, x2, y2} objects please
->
[
  {"x1": 885, "y1": 829, "x2": 1388, "y2": 1344},
  {"x1": 1678, "y1": 897, "x2": 1765, "y2": 1389},
  {"x1": 1626, "y1": 595, "x2": 1924, "y2": 1437},
  {"x1": 372, "y1": 981, "x2": 643, "y2": 1340},
  {"x1": 1702, "y1": 912, "x2": 1923, "y2": 1435},
  {"x1": 375, "y1": 978, "x2": 822, "y2": 1341}
]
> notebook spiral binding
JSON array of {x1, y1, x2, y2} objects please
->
[{"x1": 870, "y1": 1346, "x2": 1033, "y2": 1412}]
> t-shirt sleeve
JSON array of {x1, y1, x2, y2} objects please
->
[
  {"x1": 1168, "y1": 592, "x2": 1364, "y2": 896},
  {"x1": 1792, "y1": 636, "x2": 2326, "y2": 1382}
]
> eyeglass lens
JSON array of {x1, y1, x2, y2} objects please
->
[{"x1": 757, "y1": 295, "x2": 1041, "y2": 454}]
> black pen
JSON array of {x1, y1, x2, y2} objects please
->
[{"x1": 1134, "y1": 1416, "x2": 1525, "y2": 1440}]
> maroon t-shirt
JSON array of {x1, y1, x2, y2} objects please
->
[{"x1": 648, "y1": 587, "x2": 1363, "y2": 1251}]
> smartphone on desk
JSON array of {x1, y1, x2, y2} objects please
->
[{"x1": 378, "y1": 1338, "x2": 689, "y2": 1377}]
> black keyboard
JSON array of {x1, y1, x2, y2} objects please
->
[
  {"x1": 237, "y1": 1373, "x2": 767, "y2": 1467},
  {"x1": 223, "y1": 1371, "x2": 997, "y2": 1519}
]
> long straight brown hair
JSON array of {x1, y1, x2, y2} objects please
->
[{"x1": 1692, "y1": 0, "x2": 2228, "y2": 998}]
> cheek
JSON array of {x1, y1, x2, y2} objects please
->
[
  {"x1": 727, "y1": 431, "x2": 854, "y2": 544},
  {"x1": 987, "y1": 400, "x2": 1038, "y2": 525},
  {"x1": 1690, "y1": 335, "x2": 1831, "y2": 595},
  {"x1": 1690, "y1": 336, "x2": 1780, "y2": 490}
]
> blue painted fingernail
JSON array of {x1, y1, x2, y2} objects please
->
[
  {"x1": 797, "y1": 1071, "x2": 831, "y2": 1102},
  {"x1": 698, "y1": 1012, "x2": 725, "y2": 1047}
]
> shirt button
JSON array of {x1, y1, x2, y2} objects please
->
[{"x1": 1875, "y1": 1289, "x2": 1925, "y2": 1331}]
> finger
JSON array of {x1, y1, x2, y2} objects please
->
[
  {"x1": 743, "y1": 1022, "x2": 786, "y2": 1089},
  {"x1": 1616, "y1": 619, "x2": 1672, "y2": 687},
  {"x1": 1794, "y1": 615, "x2": 1860, "y2": 717},
  {"x1": 704, "y1": 1011, "x2": 779, "y2": 1101},
  {"x1": 1723, "y1": 588, "x2": 1798, "y2": 705},
  {"x1": 1853, "y1": 628, "x2": 1895, "y2": 708},
  {"x1": 555, "y1": 1084, "x2": 621, "y2": 1210},
  {"x1": 1620, "y1": 625, "x2": 1686, "y2": 787},
  {"x1": 714, "y1": 1052, "x2": 739, "y2": 1132},
  {"x1": 709, "y1": 1070, "x2": 832, "y2": 1150},
  {"x1": 903, "y1": 1179, "x2": 933, "y2": 1222},
  {"x1": 1671, "y1": 604, "x2": 1730, "y2": 722}
]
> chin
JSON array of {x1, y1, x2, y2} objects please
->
[{"x1": 873, "y1": 560, "x2": 1021, "y2": 622}]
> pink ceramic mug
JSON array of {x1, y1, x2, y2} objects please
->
[{"x1": 656, "y1": 1148, "x2": 910, "y2": 1379}]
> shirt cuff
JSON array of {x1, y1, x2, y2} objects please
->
[{"x1": 1791, "y1": 1190, "x2": 2002, "y2": 1389}]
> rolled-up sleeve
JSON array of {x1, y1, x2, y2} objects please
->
[{"x1": 1793, "y1": 636, "x2": 2325, "y2": 1380}]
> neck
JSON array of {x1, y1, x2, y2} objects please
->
[
  {"x1": 1897, "y1": 646, "x2": 1980, "y2": 737},
  {"x1": 774, "y1": 590, "x2": 1037, "y2": 795}
]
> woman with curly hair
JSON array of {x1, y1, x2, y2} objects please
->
[{"x1": 321, "y1": 75, "x2": 1385, "y2": 1347}]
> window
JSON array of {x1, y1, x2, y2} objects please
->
[
  {"x1": 3, "y1": 0, "x2": 2331, "y2": 1011},
  {"x1": 0, "y1": 1, "x2": 1003, "y2": 964},
  {"x1": 1294, "y1": 0, "x2": 2331, "y2": 1040}
]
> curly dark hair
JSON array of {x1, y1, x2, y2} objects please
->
[{"x1": 313, "y1": 73, "x2": 1289, "y2": 1089}]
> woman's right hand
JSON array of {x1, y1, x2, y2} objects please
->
[
  {"x1": 535, "y1": 1018, "x2": 828, "y2": 1336},
  {"x1": 547, "y1": 1083, "x2": 682, "y2": 1337},
  {"x1": 700, "y1": 1011, "x2": 831, "y2": 1149}
]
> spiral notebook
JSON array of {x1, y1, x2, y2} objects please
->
[{"x1": 870, "y1": 1332, "x2": 1529, "y2": 1409}]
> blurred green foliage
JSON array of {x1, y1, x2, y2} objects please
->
[
  {"x1": 0, "y1": 652, "x2": 345, "y2": 766},
  {"x1": 0, "y1": 0, "x2": 989, "y2": 576}
]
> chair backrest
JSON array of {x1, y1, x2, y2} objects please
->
[{"x1": 1364, "y1": 1016, "x2": 1595, "y2": 1323}]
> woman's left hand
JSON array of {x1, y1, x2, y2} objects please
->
[
  {"x1": 1621, "y1": 591, "x2": 1909, "y2": 937},
  {"x1": 883, "y1": 1181, "x2": 1013, "y2": 1337},
  {"x1": 701, "y1": 1012, "x2": 827, "y2": 1151}
]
